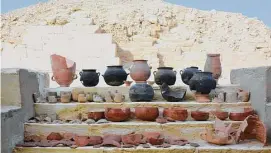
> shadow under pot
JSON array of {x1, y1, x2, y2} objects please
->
[
  {"x1": 188, "y1": 72, "x2": 216, "y2": 94},
  {"x1": 105, "y1": 108, "x2": 131, "y2": 122},
  {"x1": 102, "y1": 66, "x2": 129, "y2": 86},
  {"x1": 180, "y1": 66, "x2": 201, "y2": 85},
  {"x1": 79, "y1": 69, "x2": 100, "y2": 87},
  {"x1": 153, "y1": 67, "x2": 177, "y2": 86},
  {"x1": 129, "y1": 82, "x2": 154, "y2": 102}
]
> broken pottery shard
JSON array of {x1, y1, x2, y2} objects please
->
[
  {"x1": 25, "y1": 135, "x2": 42, "y2": 142},
  {"x1": 47, "y1": 132, "x2": 63, "y2": 141},
  {"x1": 121, "y1": 134, "x2": 143, "y2": 145},
  {"x1": 88, "y1": 136, "x2": 103, "y2": 145},
  {"x1": 74, "y1": 136, "x2": 89, "y2": 147},
  {"x1": 63, "y1": 133, "x2": 77, "y2": 141}
]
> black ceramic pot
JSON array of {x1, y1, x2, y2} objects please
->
[
  {"x1": 79, "y1": 69, "x2": 100, "y2": 87},
  {"x1": 153, "y1": 67, "x2": 176, "y2": 85},
  {"x1": 189, "y1": 72, "x2": 216, "y2": 94},
  {"x1": 102, "y1": 66, "x2": 129, "y2": 86},
  {"x1": 180, "y1": 66, "x2": 201, "y2": 85},
  {"x1": 129, "y1": 82, "x2": 154, "y2": 102}
]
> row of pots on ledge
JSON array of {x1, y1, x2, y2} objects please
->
[
  {"x1": 87, "y1": 107, "x2": 255, "y2": 122},
  {"x1": 50, "y1": 54, "x2": 221, "y2": 92}
]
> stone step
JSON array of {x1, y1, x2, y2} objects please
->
[
  {"x1": 24, "y1": 121, "x2": 242, "y2": 141},
  {"x1": 14, "y1": 141, "x2": 271, "y2": 153},
  {"x1": 34, "y1": 102, "x2": 251, "y2": 121}
]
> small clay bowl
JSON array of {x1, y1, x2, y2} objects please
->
[
  {"x1": 135, "y1": 107, "x2": 159, "y2": 121},
  {"x1": 163, "y1": 108, "x2": 188, "y2": 121},
  {"x1": 191, "y1": 111, "x2": 209, "y2": 121},
  {"x1": 88, "y1": 111, "x2": 105, "y2": 121},
  {"x1": 211, "y1": 111, "x2": 229, "y2": 120},
  {"x1": 229, "y1": 112, "x2": 249, "y2": 121},
  {"x1": 105, "y1": 108, "x2": 131, "y2": 122}
]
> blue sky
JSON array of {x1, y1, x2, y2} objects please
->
[{"x1": 1, "y1": 0, "x2": 270, "y2": 27}]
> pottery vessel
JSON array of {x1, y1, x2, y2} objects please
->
[
  {"x1": 129, "y1": 82, "x2": 154, "y2": 102},
  {"x1": 60, "y1": 91, "x2": 71, "y2": 103},
  {"x1": 143, "y1": 132, "x2": 164, "y2": 145},
  {"x1": 102, "y1": 66, "x2": 129, "y2": 86},
  {"x1": 204, "y1": 54, "x2": 222, "y2": 80},
  {"x1": 229, "y1": 112, "x2": 250, "y2": 121},
  {"x1": 74, "y1": 136, "x2": 89, "y2": 147},
  {"x1": 88, "y1": 111, "x2": 105, "y2": 121},
  {"x1": 191, "y1": 111, "x2": 209, "y2": 121},
  {"x1": 78, "y1": 93, "x2": 87, "y2": 103},
  {"x1": 79, "y1": 69, "x2": 100, "y2": 87},
  {"x1": 153, "y1": 67, "x2": 176, "y2": 85},
  {"x1": 105, "y1": 108, "x2": 131, "y2": 122},
  {"x1": 47, "y1": 132, "x2": 63, "y2": 141},
  {"x1": 189, "y1": 72, "x2": 216, "y2": 94},
  {"x1": 180, "y1": 66, "x2": 201, "y2": 85},
  {"x1": 121, "y1": 134, "x2": 143, "y2": 145},
  {"x1": 88, "y1": 136, "x2": 103, "y2": 145},
  {"x1": 134, "y1": 107, "x2": 159, "y2": 121},
  {"x1": 211, "y1": 111, "x2": 229, "y2": 120},
  {"x1": 163, "y1": 108, "x2": 188, "y2": 121},
  {"x1": 194, "y1": 93, "x2": 210, "y2": 102},
  {"x1": 50, "y1": 54, "x2": 77, "y2": 87},
  {"x1": 129, "y1": 60, "x2": 151, "y2": 82}
]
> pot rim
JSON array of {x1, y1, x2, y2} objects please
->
[
  {"x1": 189, "y1": 66, "x2": 199, "y2": 69},
  {"x1": 133, "y1": 59, "x2": 148, "y2": 62},
  {"x1": 207, "y1": 53, "x2": 220, "y2": 57},
  {"x1": 107, "y1": 65, "x2": 124, "y2": 68},
  {"x1": 191, "y1": 111, "x2": 209, "y2": 114},
  {"x1": 82, "y1": 69, "x2": 97, "y2": 71},
  {"x1": 157, "y1": 67, "x2": 173, "y2": 70}
]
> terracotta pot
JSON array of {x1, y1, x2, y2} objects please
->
[
  {"x1": 204, "y1": 54, "x2": 222, "y2": 81},
  {"x1": 229, "y1": 112, "x2": 249, "y2": 121},
  {"x1": 129, "y1": 60, "x2": 151, "y2": 82},
  {"x1": 153, "y1": 67, "x2": 177, "y2": 85},
  {"x1": 180, "y1": 66, "x2": 201, "y2": 85},
  {"x1": 163, "y1": 108, "x2": 188, "y2": 121},
  {"x1": 129, "y1": 82, "x2": 154, "y2": 102},
  {"x1": 88, "y1": 111, "x2": 105, "y2": 121},
  {"x1": 47, "y1": 132, "x2": 63, "y2": 141},
  {"x1": 105, "y1": 108, "x2": 131, "y2": 122},
  {"x1": 191, "y1": 111, "x2": 209, "y2": 121},
  {"x1": 74, "y1": 136, "x2": 89, "y2": 147},
  {"x1": 88, "y1": 136, "x2": 103, "y2": 145},
  {"x1": 211, "y1": 111, "x2": 229, "y2": 120},
  {"x1": 79, "y1": 69, "x2": 100, "y2": 87},
  {"x1": 189, "y1": 72, "x2": 216, "y2": 94},
  {"x1": 135, "y1": 107, "x2": 159, "y2": 121},
  {"x1": 78, "y1": 93, "x2": 87, "y2": 103},
  {"x1": 124, "y1": 81, "x2": 133, "y2": 87},
  {"x1": 50, "y1": 54, "x2": 77, "y2": 87},
  {"x1": 102, "y1": 65, "x2": 129, "y2": 86}
]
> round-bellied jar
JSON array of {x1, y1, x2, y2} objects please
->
[
  {"x1": 189, "y1": 72, "x2": 216, "y2": 94},
  {"x1": 129, "y1": 60, "x2": 151, "y2": 82},
  {"x1": 180, "y1": 66, "x2": 201, "y2": 85},
  {"x1": 153, "y1": 67, "x2": 177, "y2": 85},
  {"x1": 102, "y1": 65, "x2": 129, "y2": 86},
  {"x1": 129, "y1": 82, "x2": 154, "y2": 102},
  {"x1": 204, "y1": 54, "x2": 222, "y2": 81},
  {"x1": 79, "y1": 69, "x2": 100, "y2": 87}
]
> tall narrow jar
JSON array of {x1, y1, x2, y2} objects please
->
[{"x1": 204, "y1": 54, "x2": 222, "y2": 81}]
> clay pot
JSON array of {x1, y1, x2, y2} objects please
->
[
  {"x1": 121, "y1": 134, "x2": 143, "y2": 145},
  {"x1": 79, "y1": 69, "x2": 100, "y2": 87},
  {"x1": 129, "y1": 82, "x2": 154, "y2": 102},
  {"x1": 105, "y1": 108, "x2": 131, "y2": 122},
  {"x1": 229, "y1": 112, "x2": 250, "y2": 121},
  {"x1": 74, "y1": 136, "x2": 89, "y2": 147},
  {"x1": 211, "y1": 111, "x2": 229, "y2": 120},
  {"x1": 153, "y1": 67, "x2": 177, "y2": 85},
  {"x1": 124, "y1": 81, "x2": 133, "y2": 87},
  {"x1": 47, "y1": 132, "x2": 63, "y2": 141},
  {"x1": 204, "y1": 54, "x2": 222, "y2": 81},
  {"x1": 88, "y1": 111, "x2": 105, "y2": 121},
  {"x1": 135, "y1": 107, "x2": 159, "y2": 121},
  {"x1": 88, "y1": 136, "x2": 103, "y2": 145},
  {"x1": 71, "y1": 89, "x2": 84, "y2": 101},
  {"x1": 194, "y1": 93, "x2": 210, "y2": 102},
  {"x1": 129, "y1": 60, "x2": 151, "y2": 82},
  {"x1": 78, "y1": 93, "x2": 87, "y2": 103},
  {"x1": 163, "y1": 108, "x2": 188, "y2": 121},
  {"x1": 60, "y1": 91, "x2": 71, "y2": 103},
  {"x1": 191, "y1": 111, "x2": 209, "y2": 121},
  {"x1": 180, "y1": 66, "x2": 201, "y2": 85},
  {"x1": 50, "y1": 54, "x2": 77, "y2": 87},
  {"x1": 102, "y1": 66, "x2": 129, "y2": 86},
  {"x1": 189, "y1": 72, "x2": 216, "y2": 94}
]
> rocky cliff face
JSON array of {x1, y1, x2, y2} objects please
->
[{"x1": 1, "y1": 0, "x2": 271, "y2": 84}]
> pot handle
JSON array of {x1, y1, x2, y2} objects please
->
[
  {"x1": 180, "y1": 70, "x2": 183, "y2": 75},
  {"x1": 79, "y1": 71, "x2": 83, "y2": 76},
  {"x1": 126, "y1": 73, "x2": 130, "y2": 76},
  {"x1": 51, "y1": 76, "x2": 55, "y2": 81},
  {"x1": 73, "y1": 74, "x2": 78, "y2": 80},
  {"x1": 97, "y1": 72, "x2": 100, "y2": 76},
  {"x1": 153, "y1": 71, "x2": 157, "y2": 76},
  {"x1": 173, "y1": 71, "x2": 177, "y2": 75}
]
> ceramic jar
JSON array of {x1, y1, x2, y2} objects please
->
[
  {"x1": 211, "y1": 111, "x2": 229, "y2": 120},
  {"x1": 129, "y1": 60, "x2": 151, "y2": 82},
  {"x1": 50, "y1": 54, "x2": 77, "y2": 87},
  {"x1": 180, "y1": 66, "x2": 201, "y2": 85},
  {"x1": 191, "y1": 111, "x2": 209, "y2": 121},
  {"x1": 153, "y1": 67, "x2": 177, "y2": 85},
  {"x1": 163, "y1": 108, "x2": 188, "y2": 121},
  {"x1": 79, "y1": 69, "x2": 100, "y2": 87},
  {"x1": 102, "y1": 66, "x2": 129, "y2": 86},
  {"x1": 129, "y1": 82, "x2": 154, "y2": 102},
  {"x1": 88, "y1": 111, "x2": 105, "y2": 121},
  {"x1": 204, "y1": 54, "x2": 222, "y2": 81},
  {"x1": 134, "y1": 107, "x2": 159, "y2": 121},
  {"x1": 105, "y1": 108, "x2": 131, "y2": 122},
  {"x1": 189, "y1": 72, "x2": 216, "y2": 94}
]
